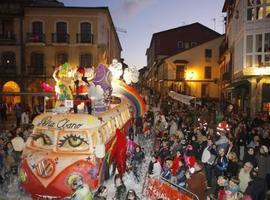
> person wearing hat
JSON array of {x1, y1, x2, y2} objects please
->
[{"x1": 67, "y1": 174, "x2": 92, "y2": 200}]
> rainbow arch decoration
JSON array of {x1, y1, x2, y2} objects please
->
[{"x1": 112, "y1": 80, "x2": 147, "y2": 117}]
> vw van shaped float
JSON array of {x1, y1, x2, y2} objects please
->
[{"x1": 19, "y1": 100, "x2": 132, "y2": 199}]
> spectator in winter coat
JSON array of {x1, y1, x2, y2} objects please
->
[
  {"x1": 161, "y1": 159, "x2": 173, "y2": 180},
  {"x1": 227, "y1": 152, "x2": 239, "y2": 178},
  {"x1": 215, "y1": 148, "x2": 228, "y2": 177},
  {"x1": 148, "y1": 155, "x2": 162, "y2": 179},
  {"x1": 243, "y1": 147, "x2": 258, "y2": 168},
  {"x1": 158, "y1": 141, "x2": 170, "y2": 165},
  {"x1": 125, "y1": 189, "x2": 140, "y2": 200},
  {"x1": 176, "y1": 159, "x2": 186, "y2": 188},
  {"x1": 238, "y1": 161, "x2": 253, "y2": 192},
  {"x1": 94, "y1": 185, "x2": 107, "y2": 200},
  {"x1": 215, "y1": 132, "x2": 229, "y2": 152},
  {"x1": 113, "y1": 174, "x2": 127, "y2": 200},
  {"x1": 21, "y1": 110, "x2": 30, "y2": 127},
  {"x1": 131, "y1": 146, "x2": 145, "y2": 182},
  {"x1": 201, "y1": 136, "x2": 216, "y2": 187},
  {"x1": 171, "y1": 150, "x2": 183, "y2": 176},
  {"x1": 245, "y1": 169, "x2": 265, "y2": 200},
  {"x1": 186, "y1": 162, "x2": 207, "y2": 200},
  {"x1": 257, "y1": 145, "x2": 270, "y2": 178}
]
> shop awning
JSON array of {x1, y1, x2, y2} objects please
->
[{"x1": 168, "y1": 91, "x2": 196, "y2": 105}]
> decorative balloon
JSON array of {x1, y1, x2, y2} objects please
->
[
  {"x1": 41, "y1": 82, "x2": 54, "y2": 92},
  {"x1": 109, "y1": 59, "x2": 123, "y2": 80}
]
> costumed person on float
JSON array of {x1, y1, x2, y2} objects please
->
[
  {"x1": 74, "y1": 67, "x2": 93, "y2": 113},
  {"x1": 88, "y1": 52, "x2": 112, "y2": 113},
  {"x1": 67, "y1": 174, "x2": 92, "y2": 200},
  {"x1": 53, "y1": 63, "x2": 74, "y2": 107}
]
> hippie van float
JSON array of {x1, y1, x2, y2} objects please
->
[
  {"x1": 19, "y1": 100, "x2": 134, "y2": 199},
  {"x1": 17, "y1": 60, "x2": 146, "y2": 199}
]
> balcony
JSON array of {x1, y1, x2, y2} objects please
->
[
  {"x1": 27, "y1": 66, "x2": 45, "y2": 75},
  {"x1": 0, "y1": 32, "x2": 16, "y2": 43},
  {"x1": 52, "y1": 33, "x2": 69, "y2": 43},
  {"x1": 26, "y1": 33, "x2": 45, "y2": 43},
  {"x1": 0, "y1": 65, "x2": 16, "y2": 74},
  {"x1": 76, "y1": 33, "x2": 94, "y2": 44}
]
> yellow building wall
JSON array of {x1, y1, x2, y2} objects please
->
[
  {"x1": 163, "y1": 36, "x2": 224, "y2": 99},
  {"x1": 23, "y1": 7, "x2": 121, "y2": 77}
]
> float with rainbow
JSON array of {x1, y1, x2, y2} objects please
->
[{"x1": 18, "y1": 57, "x2": 147, "y2": 199}]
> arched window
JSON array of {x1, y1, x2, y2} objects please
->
[
  {"x1": 80, "y1": 22, "x2": 92, "y2": 43},
  {"x1": 55, "y1": 22, "x2": 68, "y2": 43},
  {"x1": 29, "y1": 21, "x2": 44, "y2": 42},
  {"x1": 56, "y1": 53, "x2": 68, "y2": 67},
  {"x1": 32, "y1": 21, "x2": 43, "y2": 35},
  {"x1": 80, "y1": 53, "x2": 92, "y2": 68},
  {"x1": 2, "y1": 51, "x2": 16, "y2": 67}
]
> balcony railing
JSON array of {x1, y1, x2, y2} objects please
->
[
  {"x1": 27, "y1": 66, "x2": 45, "y2": 75},
  {"x1": 76, "y1": 33, "x2": 94, "y2": 43},
  {"x1": 26, "y1": 33, "x2": 45, "y2": 43},
  {"x1": 52, "y1": 33, "x2": 69, "y2": 43},
  {"x1": 0, "y1": 32, "x2": 16, "y2": 42},
  {"x1": 0, "y1": 65, "x2": 16, "y2": 74}
]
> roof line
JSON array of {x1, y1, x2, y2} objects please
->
[{"x1": 162, "y1": 35, "x2": 224, "y2": 62}]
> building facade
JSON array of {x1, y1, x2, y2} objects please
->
[
  {"x1": 158, "y1": 36, "x2": 224, "y2": 99},
  {"x1": 222, "y1": 0, "x2": 270, "y2": 116},
  {"x1": 144, "y1": 23, "x2": 222, "y2": 99},
  {"x1": 0, "y1": 0, "x2": 122, "y2": 108}
]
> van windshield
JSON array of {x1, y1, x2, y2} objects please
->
[
  {"x1": 30, "y1": 129, "x2": 91, "y2": 152},
  {"x1": 31, "y1": 128, "x2": 55, "y2": 150}
]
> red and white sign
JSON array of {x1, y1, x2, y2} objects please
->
[{"x1": 146, "y1": 178, "x2": 193, "y2": 200}]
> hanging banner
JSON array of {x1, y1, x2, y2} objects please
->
[{"x1": 168, "y1": 91, "x2": 196, "y2": 105}]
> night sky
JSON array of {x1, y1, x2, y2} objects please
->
[{"x1": 61, "y1": 0, "x2": 225, "y2": 69}]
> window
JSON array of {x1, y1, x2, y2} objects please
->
[
  {"x1": 246, "y1": 33, "x2": 270, "y2": 67},
  {"x1": 0, "y1": 19, "x2": 14, "y2": 39},
  {"x1": 2, "y1": 51, "x2": 15, "y2": 67},
  {"x1": 247, "y1": 0, "x2": 270, "y2": 20},
  {"x1": 184, "y1": 42, "x2": 190, "y2": 49},
  {"x1": 176, "y1": 65, "x2": 185, "y2": 80},
  {"x1": 204, "y1": 66, "x2": 212, "y2": 79},
  {"x1": 201, "y1": 84, "x2": 209, "y2": 97},
  {"x1": 205, "y1": 49, "x2": 212, "y2": 62},
  {"x1": 177, "y1": 41, "x2": 183, "y2": 49},
  {"x1": 80, "y1": 53, "x2": 92, "y2": 68},
  {"x1": 56, "y1": 22, "x2": 68, "y2": 43},
  {"x1": 205, "y1": 49, "x2": 212, "y2": 58},
  {"x1": 32, "y1": 21, "x2": 43, "y2": 35},
  {"x1": 256, "y1": 34, "x2": 262, "y2": 52},
  {"x1": 246, "y1": 35, "x2": 253, "y2": 53},
  {"x1": 246, "y1": 55, "x2": 253, "y2": 67},
  {"x1": 80, "y1": 22, "x2": 91, "y2": 43},
  {"x1": 265, "y1": 33, "x2": 270, "y2": 52},
  {"x1": 31, "y1": 52, "x2": 44, "y2": 68},
  {"x1": 56, "y1": 53, "x2": 68, "y2": 67}
]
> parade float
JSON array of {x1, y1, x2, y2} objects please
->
[{"x1": 17, "y1": 55, "x2": 146, "y2": 199}]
